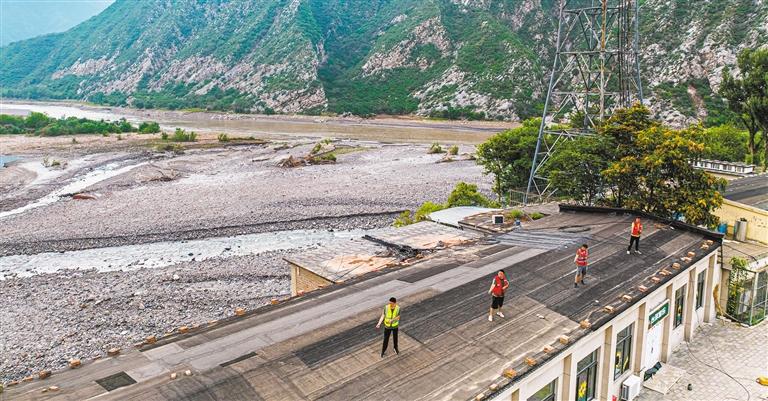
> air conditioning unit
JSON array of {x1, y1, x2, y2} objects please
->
[
  {"x1": 492, "y1": 215, "x2": 504, "y2": 225},
  {"x1": 620, "y1": 375, "x2": 642, "y2": 401}
]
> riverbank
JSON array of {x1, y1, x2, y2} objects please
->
[{"x1": 0, "y1": 100, "x2": 514, "y2": 145}]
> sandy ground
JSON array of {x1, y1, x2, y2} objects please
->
[{"x1": 0, "y1": 130, "x2": 494, "y2": 381}]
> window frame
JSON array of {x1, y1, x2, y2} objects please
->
[
  {"x1": 614, "y1": 324, "x2": 633, "y2": 379},
  {"x1": 576, "y1": 350, "x2": 599, "y2": 401},
  {"x1": 696, "y1": 270, "x2": 706, "y2": 310},
  {"x1": 674, "y1": 285, "x2": 686, "y2": 328},
  {"x1": 527, "y1": 379, "x2": 557, "y2": 401}
]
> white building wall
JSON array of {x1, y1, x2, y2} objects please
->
[{"x1": 494, "y1": 251, "x2": 720, "y2": 401}]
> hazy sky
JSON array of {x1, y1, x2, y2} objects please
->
[{"x1": 0, "y1": 0, "x2": 114, "y2": 46}]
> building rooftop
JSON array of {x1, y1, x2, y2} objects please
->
[
  {"x1": 6, "y1": 207, "x2": 721, "y2": 401},
  {"x1": 724, "y1": 173, "x2": 768, "y2": 210},
  {"x1": 721, "y1": 239, "x2": 768, "y2": 272}
]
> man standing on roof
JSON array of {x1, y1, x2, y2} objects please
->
[
  {"x1": 376, "y1": 297, "x2": 400, "y2": 357},
  {"x1": 627, "y1": 217, "x2": 642, "y2": 255},
  {"x1": 574, "y1": 244, "x2": 589, "y2": 288},
  {"x1": 488, "y1": 270, "x2": 509, "y2": 322}
]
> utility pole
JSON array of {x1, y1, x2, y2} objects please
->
[{"x1": 525, "y1": 0, "x2": 643, "y2": 204}]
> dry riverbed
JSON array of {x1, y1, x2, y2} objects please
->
[{"x1": 0, "y1": 132, "x2": 493, "y2": 381}]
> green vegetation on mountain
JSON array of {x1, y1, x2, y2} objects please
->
[{"x1": 0, "y1": 0, "x2": 765, "y2": 124}]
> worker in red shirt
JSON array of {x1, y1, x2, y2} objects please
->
[
  {"x1": 627, "y1": 217, "x2": 642, "y2": 255},
  {"x1": 574, "y1": 244, "x2": 589, "y2": 288},
  {"x1": 487, "y1": 270, "x2": 509, "y2": 322}
]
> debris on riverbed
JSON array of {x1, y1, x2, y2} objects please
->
[
  {"x1": 277, "y1": 140, "x2": 338, "y2": 168},
  {"x1": 71, "y1": 193, "x2": 98, "y2": 200}
]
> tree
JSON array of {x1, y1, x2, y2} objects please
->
[
  {"x1": 547, "y1": 136, "x2": 610, "y2": 205},
  {"x1": 701, "y1": 124, "x2": 749, "y2": 162},
  {"x1": 720, "y1": 48, "x2": 768, "y2": 168},
  {"x1": 613, "y1": 124, "x2": 725, "y2": 226},
  {"x1": 475, "y1": 119, "x2": 539, "y2": 202},
  {"x1": 545, "y1": 104, "x2": 726, "y2": 226}
]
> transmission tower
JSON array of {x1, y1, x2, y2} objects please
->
[{"x1": 525, "y1": 0, "x2": 643, "y2": 203}]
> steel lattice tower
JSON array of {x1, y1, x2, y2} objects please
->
[{"x1": 525, "y1": 0, "x2": 643, "y2": 203}]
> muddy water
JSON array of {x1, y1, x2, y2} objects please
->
[
  {"x1": 1, "y1": 101, "x2": 511, "y2": 144},
  {"x1": 0, "y1": 228, "x2": 365, "y2": 278}
]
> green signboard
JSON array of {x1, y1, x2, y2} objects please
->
[{"x1": 649, "y1": 301, "x2": 670, "y2": 328}]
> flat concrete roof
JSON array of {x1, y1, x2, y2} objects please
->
[
  {"x1": 6, "y1": 207, "x2": 721, "y2": 401},
  {"x1": 724, "y1": 173, "x2": 768, "y2": 210}
]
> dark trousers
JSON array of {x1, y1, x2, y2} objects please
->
[
  {"x1": 628, "y1": 235, "x2": 640, "y2": 251},
  {"x1": 382, "y1": 327, "x2": 398, "y2": 355}
]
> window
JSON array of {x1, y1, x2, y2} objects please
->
[
  {"x1": 674, "y1": 285, "x2": 686, "y2": 328},
  {"x1": 576, "y1": 350, "x2": 598, "y2": 401},
  {"x1": 614, "y1": 324, "x2": 633, "y2": 379},
  {"x1": 528, "y1": 379, "x2": 556, "y2": 401},
  {"x1": 696, "y1": 271, "x2": 706, "y2": 309}
]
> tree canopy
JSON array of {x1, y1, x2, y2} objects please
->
[
  {"x1": 475, "y1": 118, "x2": 539, "y2": 202},
  {"x1": 720, "y1": 48, "x2": 768, "y2": 168},
  {"x1": 474, "y1": 104, "x2": 726, "y2": 226}
]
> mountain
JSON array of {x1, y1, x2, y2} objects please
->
[
  {"x1": 0, "y1": 0, "x2": 113, "y2": 46},
  {"x1": 1, "y1": 0, "x2": 766, "y2": 124}
]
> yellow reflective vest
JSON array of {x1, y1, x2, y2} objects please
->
[{"x1": 384, "y1": 305, "x2": 400, "y2": 328}]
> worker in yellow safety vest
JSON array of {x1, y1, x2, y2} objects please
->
[{"x1": 376, "y1": 297, "x2": 400, "y2": 357}]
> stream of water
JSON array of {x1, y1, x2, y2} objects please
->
[{"x1": 0, "y1": 228, "x2": 366, "y2": 279}]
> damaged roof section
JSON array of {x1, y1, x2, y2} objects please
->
[
  {"x1": 284, "y1": 238, "x2": 398, "y2": 283},
  {"x1": 286, "y1": 221, "x2": 482, "y2": 287}
]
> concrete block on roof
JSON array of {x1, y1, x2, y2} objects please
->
[{"x1": 503, "y1": 369, "x2": 517, "y2": 378}]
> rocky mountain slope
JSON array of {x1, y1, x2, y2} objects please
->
[{"x1": 1, "y1": 0, "x2": 765, "y2": 124}]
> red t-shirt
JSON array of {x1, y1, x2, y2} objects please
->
[
  {"x1": 492, "y1": 275, "x2": 508, "y2": 297},
  {"x1": 576, "y1": 248, "x2": 589, "y2": 266}
]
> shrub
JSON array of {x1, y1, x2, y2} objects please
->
[
  {"x1": 393, "y1": 210, "x2": 414, "y2": 227},
  {"x1": 428, "y1": 142, "x2": 444, "y2": 154},
  {"x1": 71, "y1": 138, "x2": 78, "y2": 144},
  {"x1": 217, "y1": 133, "x2": 230, "y2": 142},
  {"x1": 171, "y1": 128, "x2": 197, "y2": 142},
  {"x1": 448, "y1": 145, "x2": 459, "y2": 155},
  {"x1": 155, "y1": 143, "x2": 185, "y2": 154},
  {"x1": 530, "y1": 212, "x2": 545, "y2": 220},
  {"x1": 318, "y1": 153, "x2": 337, "y2": 162},
  {"x1": 446, "y1": 182, "x2": 500, "y2": 208},
  {"x1": 138, "y1": 121, "x2": 161, "y2": 134},
  {"x1": 161, "y1": 132, "x2": 168, "y2": 140},
  {"x1": 414, "y1": 201, "x2": 446, "y2": 222},
  {"x1": 506, "y1": 209, "x2": 525, "y2": 219}
]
